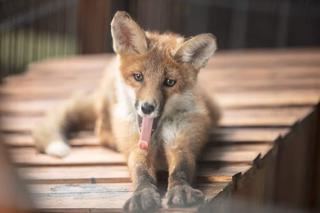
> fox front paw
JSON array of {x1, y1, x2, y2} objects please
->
[
  {"x1": 123, "y1": 186, "x2": 161, "y2": 213},
  {"x1": 166, "y1": 184, "x2": 204, "y2": 207}
]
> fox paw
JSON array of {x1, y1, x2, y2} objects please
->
[
  {"x1": 166, "y1": 184, "x2": 204, "y2": 207},
  {"x1": 123, "y1": 186, "x2": 161, "y2": 213}
]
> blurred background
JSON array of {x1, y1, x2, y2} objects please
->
[
  {"x1": 0, "y1": 0, "x2": 319, "y2": 76},
  {"x1": 0, "y1": 1, "x2": 320, "y2": 213}
]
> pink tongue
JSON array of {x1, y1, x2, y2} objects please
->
[{"x1": 138, "y1": 117, "x2": 154, "y2": 150}]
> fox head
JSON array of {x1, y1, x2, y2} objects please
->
[{"x1": 111, "y1": 11, "x2": 217, "y2": 119}]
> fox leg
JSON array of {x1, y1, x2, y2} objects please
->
[
  {"x1": 123, "y1": 147, "x2": 161, "y2": 212},
  {"x1": 165, "y1": 147, "x2": 204, "y2": 207},
  {"x1": 164, "y1": 115, "x2": 210, "y2": 207}
]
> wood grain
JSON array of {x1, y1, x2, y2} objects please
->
[
  {"x1": 1, "y1": 49, "x2": 319, "y2": 211},
  {"x1": 10, "y1": 144, "x2": 272, "y2": 166}
]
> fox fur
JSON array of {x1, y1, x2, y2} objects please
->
[{"x1": 32, "y1": 11, "x2": 220, "y2": 212}]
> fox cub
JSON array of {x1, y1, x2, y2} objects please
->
[{"x1": 33, "y1": 11, "x2": 220, "y2": 212}]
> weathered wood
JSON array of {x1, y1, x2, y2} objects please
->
[
  {"x1": 28, "y1": 182, "x2": 227, "y2": 210},
  {"x1": 2, "y1": 90, "x2": 318, "y2": 109},
  {"x1": 207, "y1": 49, "x2": 320, "y2": 68},
  {"x1": 5, "y1": 66, "x2": 319, "y2": 88},
  {"x1": 3, "y1": 128, "x2": 288, "y2": 147},
  {"x1": 0, "y1": 107, "x2": 311, "y2": 133},
  {"x1": 205, "y1": 105, "x2": 320, "y2": 212},
  {"x1": 18, "y1": 165, "x2": 250, "y2": 184},
  {"x1": 1, "y1": 49, "x2": 319, "y2": 212},
  {"x1": 10, "y1": 144, "x2": 271, "y2": 166},
  {"x1": 272, "y1": 105, "x2": 320, "y2": 209}
]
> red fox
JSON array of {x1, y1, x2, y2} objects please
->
[{"x1": 33, "y1": 11, "x2": 220, "y2": 212}]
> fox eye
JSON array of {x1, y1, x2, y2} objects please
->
[
  {"x1": 164, "y1": 78, "x2": 176, "y2": 87},
  {"x1": 133, "y1": 73, "x2": 143, "y2": 82}
]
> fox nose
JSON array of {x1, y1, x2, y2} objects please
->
[{"x1": 141, "y1": 103, "x2": 155, "y2": 115}]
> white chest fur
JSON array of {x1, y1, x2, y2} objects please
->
[{"x1": 159, "y1": 90, "x2": 205, "y2": 147}]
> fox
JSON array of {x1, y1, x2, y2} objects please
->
[{"x1": 32, "y1": 11, "x2": 220, "y2": 212}]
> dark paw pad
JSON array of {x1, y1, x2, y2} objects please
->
[
  {"x1": 166, "y1": 184, "x2": 204, "y2": 207},
  {"x1": 123, "y1": 186, "x2": 161, "y2": 213}
]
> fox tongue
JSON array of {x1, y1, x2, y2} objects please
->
[{"x1": 138, "y1": 117, "x2": 154, "y2": 150}]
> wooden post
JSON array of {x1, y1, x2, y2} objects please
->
[
  {"x1": 129, "y1": 0, "x2": 184, "y2": 33},
  {"x1": 77, "y1": 0, "x2": 112, "y2": 54}
]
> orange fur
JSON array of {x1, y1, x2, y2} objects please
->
[{"x1": 32, "y1": 11, "x2": 220, "y2": 212}]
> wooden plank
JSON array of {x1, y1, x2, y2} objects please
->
[
  {"x1": 273, "y1": 106, "x2": 319, "y2": 208},
  {"x1": 10, "y1": 145, "x2": 271, "y2": 166},
  {"x1": 2, "y1": 49, "x2": 318, "y2": 83},
  {"x1": 210, "y1": 79, "x2": 320, "y2": 92},
  {"x1": 38, "y1": 208, "x2": 198, "y2": 213},
  {"x1": 0, "y1": 81, "x2": 98, "y2": 95},
  {"x1": 3, "y1": 66, "x2": 320, "y2": 89},
  {"x1": 202, "y1": 66, "x2": 320, "y2": 80},
  {"x1": 2, "y1": 77, "x2": 320, "y2": 98},
  {"x1": 19, "y1": 165, "x2": 130, "y2": 184},
  {"x1": 212, "y1": 127, "x2": 288, "y2": 144},
  {"x1": 18, "y1": 165, "x2": 250, "y2": 184},
  {"x1": 4, "y1": 68, "x2": 102, "y2": 82},
  {"x1": 2, "y1": 49, "x2": 316, "y2": 80},
  {"x1": 1, "y1": 95, "x2": 317, "y2": 117},
  {"x1": 29, "y1": 183, "x2": 131, "y2": 210},
  {"x1": 2, "y1": 78, "x2": 320, "y2": 98},
  {"x1": 214, "y1": 92, "x2": 319, "y2": 108},
  {"x1": 21, "y1": 64, "x2": 319, "y2": 85},
  {"x1": 207, "y1": 49, "x2": 320, "y2": 68},
  {"x1": 6, "y1": 63, "x2": 320, "y2": 84},
  {"x1": 220, "y1": 105, "x2": 320, "y2": 211},
  {"x1": 2, "y1": 127, "x2": 288, "y2": 147},
  {"x1": 11, "y1": 147, "x2": 125, "y2": 166},
  {"x1": 2, "y1": 68, "x2": 319, "y2": 102},
  {"x1": 0, "y1": 99, "x2": 65, "y2": 116},
  {"x1": 28, "y1": 183, "x2": 227, "y2": 210},
  {"x1": 0, "y1": 107, "x2": 311, "y2": 133},
  {"x1": 2, "y1": 132, "x2": 99, "y2": 147},
  {"x1": 220, "y1": 107, "x2": 311, "y2": 126},
  {"x1": 1, "y1": 90, "x2": 318, "y2": 109}
]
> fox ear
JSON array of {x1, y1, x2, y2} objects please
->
[
  {"x1": 111, "y1": 11, "x2": 147, "y2": 54},
  {"x1": 174, "y1": 34, "x2": 217, "y2": 69}
]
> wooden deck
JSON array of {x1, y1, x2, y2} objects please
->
[{"x1": 0, "y1": 48, "x2": 319, "y2": 212}]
